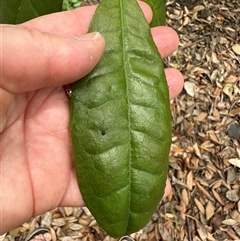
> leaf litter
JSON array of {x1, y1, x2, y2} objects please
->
[{"x1": 3, "y1": 0, "x2": 240, "y2": 240}]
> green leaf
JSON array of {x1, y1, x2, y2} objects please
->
[
  {"x1": 0, "y1": 0, "x2": 63, "y2": 24},
  {"x1": 142, "y1": 0, "x2": 166, "y2": 26},
  {"x1": 70, "y1": 0, "x2": 171, "y2": 237}
]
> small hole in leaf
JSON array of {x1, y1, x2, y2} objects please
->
[{"x1": 101, "y1": 131, "x2": 106, "y2": 136}]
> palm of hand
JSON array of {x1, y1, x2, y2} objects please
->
[{"x1": 1, "y1": 87, "x2": 78, "y2": 231}]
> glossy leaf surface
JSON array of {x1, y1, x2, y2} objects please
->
[
  {"x1": 0, "y1": 0, "x2": 63, "y2": 24},
  {"x1": 141, "y1": 0, "x2": 166, "y2": 26},
  {"x1": 70, "y1": 0, "x2": 171, "y2": 237}
]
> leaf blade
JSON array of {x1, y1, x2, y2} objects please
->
[
  {"x1": 141, "y1": 0, "x2": 166, "y2": 26},
  {"x1": 0, "y1": 0, "x2": 63, "y2": 24},
  {"x1": 71, "y1": 0, "x2": 171, "y2": 237}
]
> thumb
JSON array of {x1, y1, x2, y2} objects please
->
[{"x1": 1, "y1": 25, "x2": 105, "y2": 93}]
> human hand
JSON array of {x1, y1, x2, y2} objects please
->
[{"x1": 0, "y1": 2, "x2": 183, "y2": 234}]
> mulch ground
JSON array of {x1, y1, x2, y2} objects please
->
[{"x1": 2, "y1": 0, "x2": 240, "y2": 240}]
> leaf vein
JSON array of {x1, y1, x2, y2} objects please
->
[{"x1": 131, "y1": 129, "x2": 166, "y2": 144}]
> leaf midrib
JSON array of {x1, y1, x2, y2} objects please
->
[{"x1": 119, "y1": 0, "x2": 132, "y2": 233}]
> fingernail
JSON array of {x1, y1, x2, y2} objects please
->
[{"x1": 75, "y1": 32, "x2": 102, "y2": 41}]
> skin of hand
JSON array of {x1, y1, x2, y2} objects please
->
[{"x1": 0, "y1": 2, "x2": 183, "y2": 234}]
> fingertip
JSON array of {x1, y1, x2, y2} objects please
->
[
  {"x1": 74, "y1": 31, "x2": 105, "y2": 47},
  {"x1": 165, "y1": 68, "x2": 184, "y2": 100},
  {"x1": 71, "y1": 32, "x2": 106, "y2": 74},
  {"x1": 152, "y1": 26, "x2": 179, "y2": 58},
  {"x1": 138, "y1": 1, "x2": 153, "y2": 23}
]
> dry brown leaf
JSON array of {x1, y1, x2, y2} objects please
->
[
  {"x1": 207, "y1": 232, "x2": 216, "y2": 241},
  {"x1": 197, "y1": 223, "x2": 208, "y2": 240},
  {"x1": 179, "y1": 228, "x2": 185, "y2": 240},
  {"x1": 164, "y1": 220, "x2": 173, "y2": 229},
  {"x1": 206, "y1": 163, "x2": 217, "y2": 173},
  {"x1": 165, "y1": 213, "x2": 175, "y2": 219},
  {"x1": 223, "y1": 83, "x2": 234, "y2": 100},
  {"x1": 184, "y1": 81, "x2": 196, "y2": 97},
  {"x1": 180, "y1": 200, "x2": 187, "y2": 218},
  {"x1": 52, "y1": 218, "x2": 66, "y2": 227},
  {"x1": 228, "y1": 158, "x2": 240, "y2": 168},
  {"x1": 200, "y1": 141, "x2": 214, "y2": 152},
  {"x1": 226, "y1": 190, "x2": 240, "y2": 202},
  {"x1": 230, "y1": 210, "x2": 240, "y2": 223},
  {"x1": 197, "y1": 182, "x2": 213, "y2": 201},
  {"x1": 186, "y1": 170, "x2": 193, "y2": 190},
  {"x1": 226, "y1": 203, "x2": 236, "y2": 212},
  {"x1": 226, "y1": 230, "x2": 239, "y2": 240},
  {"x1": 177, "y1": 170, "x2": 186, "y2": 179},
  {"x1": 64, "y1": 216, "x2": 77, "y2": 222},
  {"x1": 230, "y1": 108, "x2": 240, "y2": 116},
  {"x1": 181, "y1": 189, "x2": 189, "y2": 206},
  {"x1": 206, "y1": 201, "x2": 215, "y2": 220},
  {"x1": 26, "y1": 220, "x2": 36, "y2": 236},
  {"x1": 0, "y1": 234, "x2": 7, "y2": 241},
  {"x1": 64, "y1": 207, "x2": 74, "y2": 217},
  {"x1": 211, "y1": 180, "x2": 222, "y2": 189},
  {"x1": 194, "y1": 112, "x2": 208, "y2": 122},
  {"x1": 49, "y1": 228, "x2": 57, "y2": 241},
  {"x1": 212, "y1": 214, "x2": 227, "y2": 229},
  {"x1": 227, "y1": 167, "x2": 236, "y2": 184},
  {"x1": 158, "y1": 224, "x2": 173, "y2": 241},
  {"x1": 211, "y1": 52, "x2": 219, "y2": 64},
  {"x1": 41, "y1": 212, "x2": 52, "y2": 227},
  {"x1": 222, "y1": 219, "x2": 237, "y2": 226},
  {"x1": 69, "y1": 224, "x2": 83, "y2": 231},
  {"x1": 171, "y1": 176, "x2": 188, "y2": 188},
  {"x1": 193, "y1": 142, "x2": 202, "y2": 158},
  {"x1": 192, "y1": 5, "x2": 205, "y2": 12},
  {"x1": 171, "y1": 145, "x2": 184, "y2": 154},
  {"x1": 82, "y1": 207, "x2": 91, "y2": 216},
  {"x1": 78, "y1": 218, "x2": 90, "y2": 226},
  {"x1": 225, "y1": 75, "x2": 238, "y2": 84},
  {"x1": 232, "y1": 44, "x2": 240, "y2": 55},
  {"x1": 212, "y1": 189, "x2": 225, "y2": 205},
  {"x1": 207, "y1": 131, "x2": 222, "y2": 145},
  {"x1": 9, "y1": 227, "x2": 24, "y2": 236},
  {"x1": 183, "y1": 16, "x2": 190, "y2": 26},
  {"x1": 221, "y1": 179, "x2": 231, "y2": 190},
  {"x1": 194, "y1": 198, "x2": 205, "y2": 214},
  {"x1": 238, "y1": 201, "x2": 240, "y2": 213},
  {"x1": 52, "y1": 211, "x2": 62, "y2": 219},
  {"x1": 233, "y1": 225, "x2": 240, "y2": 238}
]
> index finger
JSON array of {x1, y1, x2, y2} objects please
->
[{"x1": 21, "y1": 2, "x2": 152, "y2": 36}]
